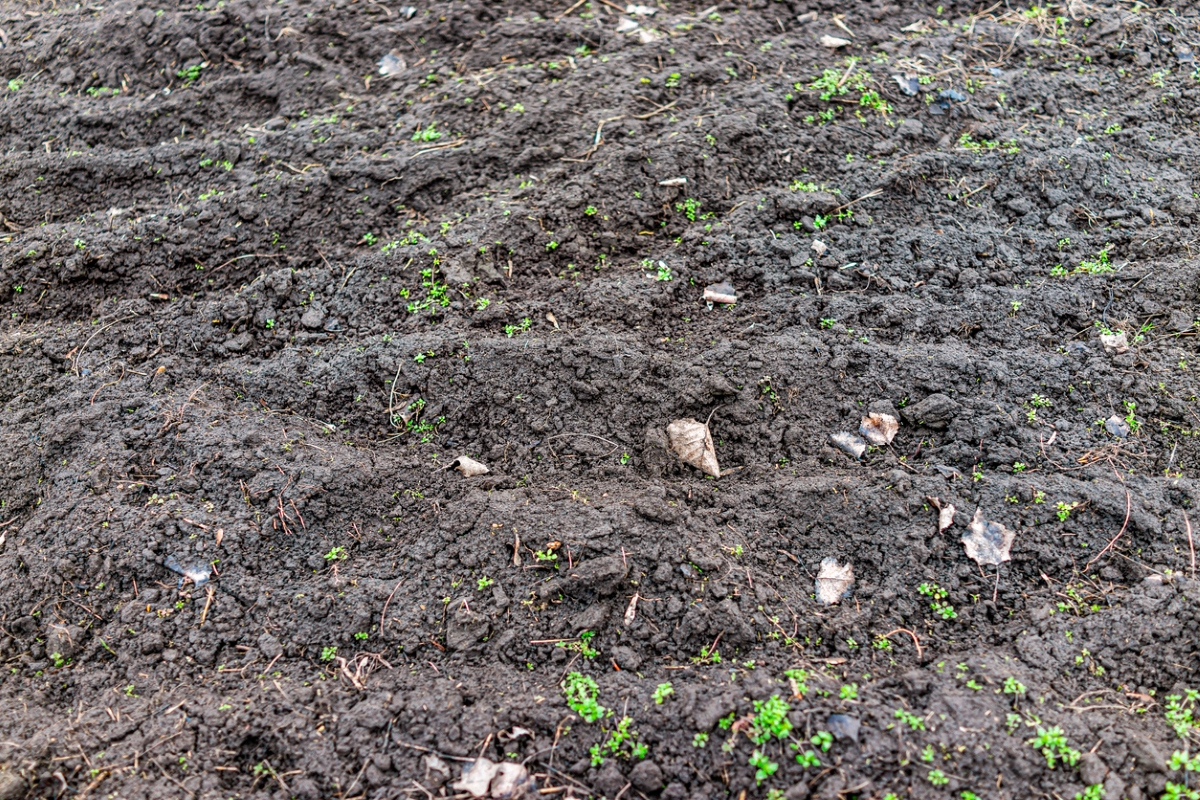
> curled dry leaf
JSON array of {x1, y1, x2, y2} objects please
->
[
  {"x1": 815, "y1": 557, "x2": 854, "y2": 604},
  {"x1": 811, "y1": 239, "x2": 827, "y2": 256},
  {"x1": 820, "y1": 34, "x2": 851, "y2": 47},
  {"x1": 858, "y1": 413, "x2": 899, "y2": 446},
  {"x1": 452, "y1": 455, "x2": 490, "y2": 477},
  {"x1": 703, "y1": 281, "x2": 737, "y2": 304},
  {"x1": 962, "y1": 508, "x2": 1016, "y2": 566},
  {"x1": 615, "y1": 16, "x2": 639, "y2": 32},
  {"x1": 453, "y1": 757, "x2": 499, "y2": 798},
  {"x1": 829, "y1": 431, "x2": 866, "y2": 460},
  {"x1": 667, "y1": 418, "x2": 720, "y2": 477},
  {"x1": 624, "y1": 593, "x2": 640, "y2": 625}
]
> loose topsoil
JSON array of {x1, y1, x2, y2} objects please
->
[{"x1": 2, "y1": 1, "x2": 1200, "y2": 798}]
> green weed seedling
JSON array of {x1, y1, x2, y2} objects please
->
[
  {"x1": 653, "y1": 682, "x2": 674, "y2": 704},
  {"x1": 557, "y1": 630, "x2": 598, "y2": 659},
  {"x1": 749, "y1": 749, "x2": 778, "y2": 785},
  {"x1": 1004, "y1": 677, "x2": 1027, "y2": 696},
  {"x1": 894, "y1": 708, "x2": 925, "y2": 730},
  {"x1": 323, "y1": 546, "x2": 347, "y2": 561},
  {"x1": 1028, "y1": 725, "x2": 1081, "y2": 769},
  {"x1": 562, "y1": 672, "x2": 606, "y2": 722},
  {"x1": 812, "y1": 730, "x2": 833, "y2": 752},
  {"x1": 784, "y1": 668, "x2": 810, "y2": 698},
  {"x1": 918, "y1": 582, "x2": 957, "y2": 620},
  {"x1": 412, "y1": 122, "x2": 442, "y2": 142},
  {"x1": 749, "y1": 695, "x2": 792, "y2": 743},
  {"x1": 589, "y1": 715, "x2": 648, "y2": 766}
]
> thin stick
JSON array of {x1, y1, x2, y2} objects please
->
[
  {"x1": 632, "y1": 99, "x2": 679, "y2": 120},
  {"x1": 381, "y1": 580, "x2": 402, "y2": 633},
  {"x1": 209, "y1": 253, "x2": 286, "y2": 273},
  {"x1": 1085, "y1": 489, "x2": 1131, "y2": 571},
  {"x1": 554, "y1": 0, "x2": 587, "y2": 21},
  {"x1": 73, "y1": 315, "x2": 139, "y2": 376},
  {"x1": 1186, "y1": 512, "x2": 1196, "y2": 578}
]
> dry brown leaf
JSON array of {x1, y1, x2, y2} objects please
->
[
  {"x1": 815, "y1": 557, "x2": 853, "y2": 604},
  {"x1": 453, "y1": 758, "x2": 499, "y2": 798},
  {"x1": 859, "y1": 413, "x2": 899, "y2": 446},
  {"x1": 938, "y1": 504, "x2": 956, "y2": 533},
  {"x1": 452, "y1": 455, "x2": 490, "y2": 477},
  {"x1": 667, "y1": 418, "x2": 720, "y2": 477},
  {"x1": 962, "y1": 508, "x2": 1016, "y2": 566}
]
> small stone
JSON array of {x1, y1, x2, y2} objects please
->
[
  {"x1": 784, "y1": 782, "x2": 810, "y2": 800},
  {"x1": 593, "y1": 763, "x2": 625, "y2": 798},
  {"x1": 900, "y1": 393, "x2": 961, "y2": 429},
  {"x1": 611, "y1": 645, "x2": 642, "y2": 671},
  {"x1": 1080, "y1": 752, "x2": 1108, "y2": 787},
  {"x1": 1169, "y1": 309, "x2": 1194, "y2": 332},
  {"x1": 1104, "y1": 415, "x2": 1130, "y2": 439},
  {"x1": 300, "y1": 306, "x2": 326, "y2": 330},
  {"x1": 264, "y1": 116, "x2": 288, "y2": 131},
  {"x1": 629, "y1": 760, "x2": 663, "y2": 793},
  {"x1": 826, "y1": 714, "x2": 860, "y2": 742}
]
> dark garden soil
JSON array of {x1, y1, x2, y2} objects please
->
[{"x1": 2, "y1": 0, "x2": 1200, "y2": 798}]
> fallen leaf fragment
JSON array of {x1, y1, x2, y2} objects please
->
[
  {"x1": 615, "y1": 16, "x2": 639, "y2": 32},
  {"x1": 859, "y1": 413, "x2": 899, "y2": 446},
  {"x1": 829, "y1": 431, "x2": 866, "y2": 460},
  {"x1": 453, "y1": 757, "x2": 499, "y2": 798},
  {"x1": 811, "y1": 239, "x2": 827, "y2": 256},
  {"x1": 626, "y1": 3, "x2": 657, "y2": 15},
  {"x1": 820, "y1": 34, "x2": 851, "y2": 48},
  {"x1": 377, "y1": 52, "x2": 405, "y2": 76},
  {"x1": 816, "y1": 558, "x2": 854, "y2": 604},
  {"x1": 667, "y1": 418, "x2": 720, "y2": 477},
  {"x1": 926, "y1": 496, "x2": 956, "y2": 532},
  {"x1": 658, "y1": 176, "x2": 687, "y2": 186},
  {"x1": 490, "y1": 762, "x2": 534, "y2": 799},
  {"x1": 938, "y1": 504, "x2": 956, "y2": 533},
  {"x1": 962, "y1": 508, "x2": 1016, "y2": 566},
  {"x1": 546, "y1": 311, "x2": 559, "y2": 330},
  {"x1": 1100, "y1": 331, "x2": 1128, "y2": 354},
  {"x1": 901, "y1": 20, "x2": 930, "y2": 32},
  {"x1": 636, "y1": 28, "x2": 660, "y2": 43},
  {"x1": 892, "y1": 73, "x2": 919, "y2": 95},
  {"x1": 703, "y1": 281, "x2": 737, "y2": 304},
  {"x1": 452, "y1": 455, "x2": 490, "y2": 477},
  {"x1": 423, "y1": 754, "x2": 451, "y2": 784},
  {"x1": 1104, "y1": 415, "x2": 1130, "y2": 439}
]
